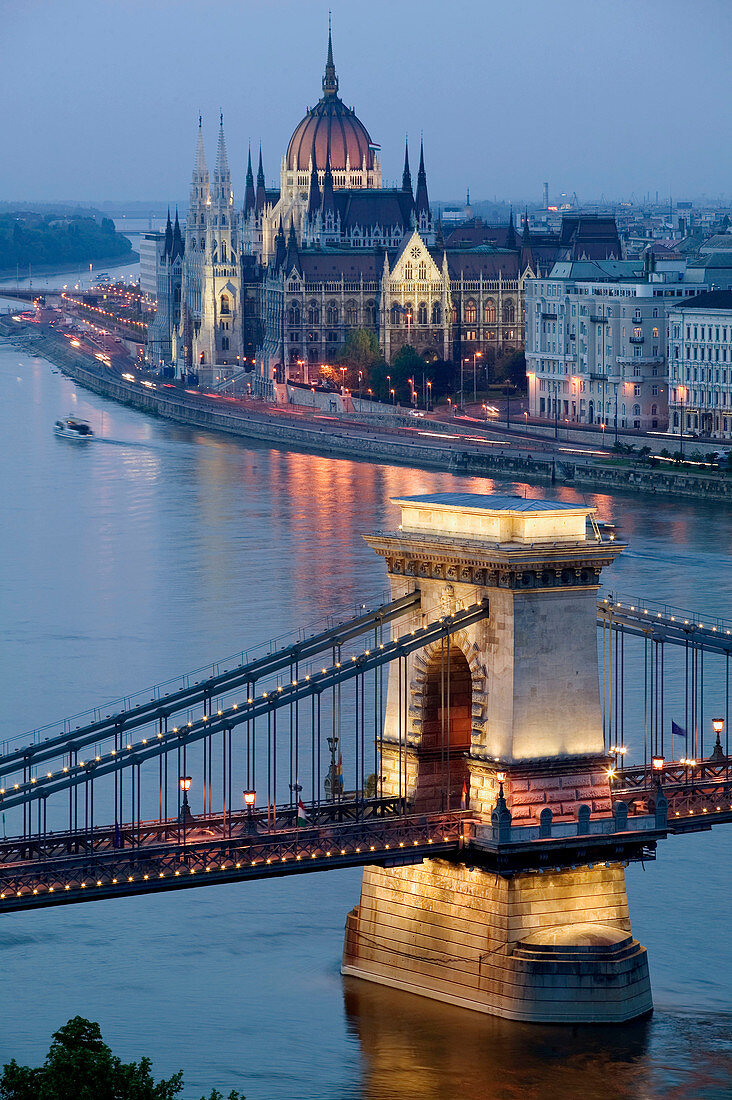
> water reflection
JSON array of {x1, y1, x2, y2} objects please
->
[{"x1": 345, "y1": 980, "x2": 732, "y2": 1100}]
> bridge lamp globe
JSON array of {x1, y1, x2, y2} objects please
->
[
  {"x1": 651, "y1": 756, "x2": 665, "y2": 772},
  {"x1": 243, "y1": 789, "x2": 256, "y2": 808},
  {"x1": 180, "y1": 776, "x2": 192, "y2": 793},
  {"x1": 712, "y1": 718, "x2": 724, "y2": 737}
]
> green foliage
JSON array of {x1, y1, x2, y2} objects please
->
[
  {"x1": 0, "y1": 212, "x2": 132, "y2": 271},
  {"x1": 336, "y1": 328, "x2": 380, "y2": 372},
  {"x1": 493, "y1": 349, "x2": 526, "y2": 388},
  {"x1": 0, "y1": 1017, "x2": 244, "y2": 1100}
]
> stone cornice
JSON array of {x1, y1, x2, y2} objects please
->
[{"x1": 364, "y1": 532, "x2": 622, "y2": 590}]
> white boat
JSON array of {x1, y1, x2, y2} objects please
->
[{"x1": 54, "y1": 417, "x2": 94, "y2": 440}]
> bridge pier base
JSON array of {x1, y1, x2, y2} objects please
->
[{"x1": 342, "y1": 858, "x2": 652, "y2": 1024}]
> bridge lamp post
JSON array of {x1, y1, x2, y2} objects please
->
[
  {"x1": 711, "y1": 717, "x2": 725, "y2": 766},
  {"x1": 243, "y1": 788, "x2": 256, "y2": 832},
  {"x1": 179, "y1": 776, "x2": 192, "y2": 847}
]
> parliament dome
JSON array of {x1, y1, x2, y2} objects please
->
[{"x1": 286, "y1": 31, "x2": 378, "y2": 175}]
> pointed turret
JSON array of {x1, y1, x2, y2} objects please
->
[
  {"x1": 244, "y1": 147, "x2": 255, "y2": 216},
  {"x1": 415, "y1": 138, "x2": 430, "y2": 220},
  {"x1": 285, "y1": 222, "x2": 300, "y2": 274},
  {"x1": 402, "y1": 138, "x2": 412, "y2": 196},
  {"x1": 214, "y1": 111, "x2": 230, "y2": 183},
  {"x1": 520, "y1": 211, "x2": 533, "y2": 271},
  {"x1": 164, "y1": 207, "x2": 173, "y2": 257},
  {"x1": 255, "y1": 145, "x2": 267, "y2": 215},
  {"x1": 194, "y1": 116, "x2": 207, "y2": 178},
  {"x1": 323, "y1": 19, "x2": 338, "y2": 96},
  {"x1": 172, "y1": 207, "x2": 184, "y2": 260},
  {"x1": 506, "y1": 208, "x2": 516, "y2": 250},
  {"x1": 274, "y1": 218, "x2": 287, "y2": 270},
  {"x1": 307, "y1": 149, "x2": 321, "y2": 219},
  {"x1": 190, "y1": 116, "x2": 209, "y2": 207},
  {"x1": 321, "y1": 147, "x2": 335, "y2": 218}
]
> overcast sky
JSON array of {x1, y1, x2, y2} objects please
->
[{"x1": 2, "y1": 0, "x2": 731, "y2": 206}]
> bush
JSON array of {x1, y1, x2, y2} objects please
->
[{"x1": 0, "y1": 1017, "x2": 244, "y2": 1100}]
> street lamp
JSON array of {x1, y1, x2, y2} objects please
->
[
  {"x1": 243, "y1": 788, "x2": 256, "y2": 832},
  {"x1": 179, "y1": 775, "x2": 193, "y2": 846},
  {"x1": 427, "y1": 380, "x2": 432, "y2": 410},
  {"x1": 390, "y1": 387, "x2": 395, "y2": 404},
  {"x1": 473, "y1": 351, "x2": 482, "y2": 404},
  {"x1": 386, "y1": 374, "x2": 391, "y2": 403},
  {"x1": 408, "y1": 377, "x2": 415, "y2": 405},
  {"x1": 677, "y1": 384, "x2": 687, "y2": 459},
  {"x1": 711, "y1": 717, "x2": 725, "y2": 763}
]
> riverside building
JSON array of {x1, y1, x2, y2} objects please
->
[
  {"x1": 667, "y1": 290, "x2": 732, "y2": 441},
  {"x1": 525, "y1": 255, "x2": 704, "y2": 432}
]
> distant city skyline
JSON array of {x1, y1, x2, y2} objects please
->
[{"x1": 3, "y1": 0, "x2": 731, "y2": 205}]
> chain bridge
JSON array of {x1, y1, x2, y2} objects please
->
[{"x1": 2, "y1": 492, "x2": 730, "y2": 1024}]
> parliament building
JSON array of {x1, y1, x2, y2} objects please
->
[{"x1": 150, "y1": 30, "x2": 535, "y2": 391}]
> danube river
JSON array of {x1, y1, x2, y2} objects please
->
[{"x1": 1, "y1": 339, "x2": 731, "y2": 1098}]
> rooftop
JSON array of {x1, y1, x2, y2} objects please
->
[{"x1": 393, "y1": 493, "x2": 587, "y2": 513}]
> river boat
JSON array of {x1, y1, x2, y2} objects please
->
[{"x1": 54, "y1": 417, "x2": 94, "y2": 440}]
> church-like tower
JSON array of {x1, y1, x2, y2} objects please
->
[{"x1": 191, "y1": 115, "x2": 244, "y2": 381}]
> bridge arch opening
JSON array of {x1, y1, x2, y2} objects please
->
[{"x1": 414, "y1": 642, "x2": 472, "y2": 812}]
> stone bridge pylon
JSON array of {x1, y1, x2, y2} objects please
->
[{"x1": 342, "y1": 492, "x2": 653, "y2": 1023}]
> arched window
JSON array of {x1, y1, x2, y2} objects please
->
[
  {"x1": 503, "y1": 299, "x2": 515, "y2": 323},
  {"x1": 651, "y1": 404, "x2": 658, "y2": 415},
  {"x1": 200, "y1": 237, "x2": 205, "y2": 250},
  {"x1": 346, "y1": 300, "x2": 358, "y2": 325},
  {"x1": 365, "y1": 300, "x2": 376, "y2": 326},
  {"x1": 326, "y1": 303, "x2": 339, "y2": 326},
  {"x1": 418, "y1": 261, "x2": 427, "y2": 281},
  {"x1": 633, "y1": 404, "x2": 641, "y2": 416},
  {"x1": 221, "y1": 214, "x2": 227, "y2": 226},
  {"x1": 191, "y1": 239, "x2": 196, "y2": 251},
  {"x1": 451, "y1": 304, "x2": 458, "y2": 324},
  {"x1": 221, "y1": 240, "x2": 227, "y2": 262},
  {"x1": 417, "y1": 302, "x2": 428, "y2": 325},
  {"x1": 222, "y1": 336, "x2": 229, "y2": 351},
  {"x1": 465, "y1": 299, "x2": 477, "y2": 324},
  {"x1": 288, "y1": 303, "x2": 301, "y2": 326},
  {"x1": 220, "y1": 294, "x2": 230, "y2": 315},
  {"x1": 432, "y1": 302, "x2": 441, "y2": 325},
  {"x1": 484, "y1": 300, "x2": 496, "y2": 324},
  {"x1": 404, "y1": 303, "x2": 413, "y2": 326},
  {"x1": 308, "y1": 301, "x2": 319, "y2": 325},
  {"x1": 391, "y1": 303, "x2": 402, "y2": 325},
  {"x1": 404, "y1": 261, "x2": 413, "y2": 280}
]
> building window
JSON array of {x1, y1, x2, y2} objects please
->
[
  {"x1": 326, "y1": 303, "x2": 338, "y2": 326},
  {"x1": 634, "y1": 386, "x2": 641, "y2": 397},
  {"x1": 432, "y1": 302, "x2": 441, "y2": 325},
  {"x1": 465, "y1": 300, "x2": 477, "y2": 324},
  {"x1": 484, "y1": 300, "x2": 496, "y2": 324},
  {"x1": 365, "y1": 301, "x2": 376, "y2": 326},
  {"x1": 288, "y1": 304, "x2": 301, "y2": 326},
  {"x1": 391, "y1": 303, "x2": 402, "y2": 326},
  {"x1": 308, "y1": 301, "x2": 319, "y2": 325},
  {"x1": 503, "y1": 300, "x2": 515, "y2": 323},
  {"x1": 417, "y1": 302, "x2": 428, "y2": 325},
  {"x1": 222, "y1": 336, "x2": 229, "y2": 351},
  {"x1": 220, "y1": 294, "x2": 230, "y2": 315},
  {"x1": 465, "y1": 329, "x2": 476, "y2": 341},
  {"x1": 418, "y1": 261, "x2": 427, "y2": 281},
  {"x1": 404, "y1": 262, "x2": 413, "y2": 280},
  {"x1": 346, "y1": 301, "x2": 358, "y2": 325}
]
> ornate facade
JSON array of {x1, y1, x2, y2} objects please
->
[{"x1": 159, "y1": 30, "x2": 532, "y2": 388}]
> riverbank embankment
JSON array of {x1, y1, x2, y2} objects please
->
[{"x1": 3, "y1": 319, "x2": 731, "y2": 504}]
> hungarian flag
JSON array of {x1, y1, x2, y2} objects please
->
[
  {"x1": 296, "y1": 799, "x2": 310, "y2": 827},
  {"x1": 672, "y1": 721, "x2": 687, "y2": 744}
]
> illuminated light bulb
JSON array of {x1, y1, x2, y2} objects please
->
[
  {"x1": 157, "y1": 733, "x2": 163, "y2": 738},
  {"x1": 31, "y1": 778, "x2": 36, "y2": 784},
  {"x1": 128, "y1": 876, "x2": 133, "y2": 882},
  {"x1": 96, "y1": 881, "x2": 102, "y2": 887},
  {"x1": 159, "y1": 873, "x2": 164, "y2": 878}
]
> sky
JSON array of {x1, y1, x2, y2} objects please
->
[{"x1": 2, "y1": 0, "x2": 731, "y2": 207}]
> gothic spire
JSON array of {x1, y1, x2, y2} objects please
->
[
  {"x1": 506, "y1": 207, "x2": 516, "y2": 250},
  {"x1": 402, "y1": 137, "x2": 412, "y2": 197},
  {"x1": 172, "y1": 207, "x2": 184, "y2": 260},
  {"x1": 415, "y1": 137, "x2": 429, "y2": 219},
  {"x1": 164, "y1": 207, "x2": 173, "y2": 257},
  {"x1": 214, "y1": 110, "x2": 229, "y2": 182},
  {"x1": 285, "y1": 221, "x2": 300, "y2": 274},
  {"x1": 244, "y1": 146, "x2": 256, "y2": 215},
  {"x1": 321, "y1": 146, "x2": 335, "y2": 217},
  {"x1": 323, "y1": 18, "x2": 338, "y2": 95},
  {"x1": 255, "y1": 145, "x2": 267, "y2": 215},
  {"x1": 520, "y1": 211, "x2": 533, "y2": 271},
  {"x1": 194, "y1": 115, "x2": 207, "y2": 179},
  {"x1": 274, "y1": 217, "x2": 287, "y2": 270},
  {"x1": 307, "y1": 148, "x2": 321, "y2": 218}
]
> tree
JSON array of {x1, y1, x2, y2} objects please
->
[
  {"x1": 336, "y1": 328, "x2": 380, "y2": 373},
  {"x1": 0, "y1": 1017, "x2": 244, "y2": 1100}
]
